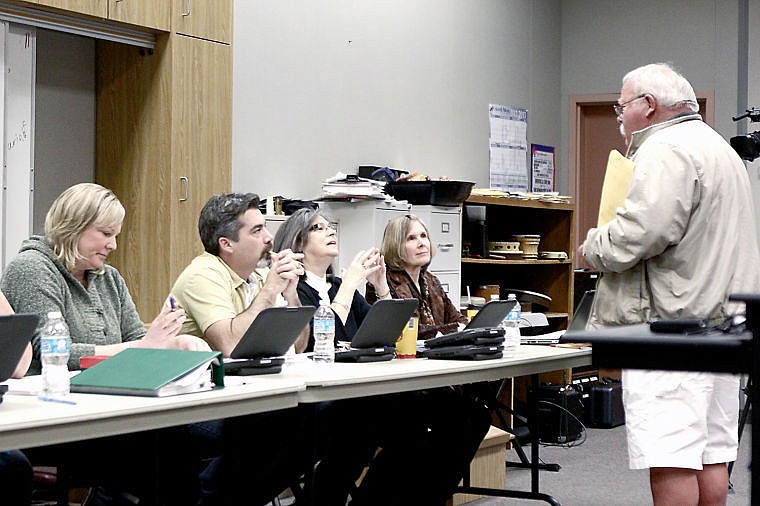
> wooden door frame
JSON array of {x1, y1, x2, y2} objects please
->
[{"x1": 568, "y1": 90, "x2": 715, "y2": 252}]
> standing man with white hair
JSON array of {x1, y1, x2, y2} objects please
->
[{"x1": 578, "y1": 63, "x2": 760, "y2": 505}]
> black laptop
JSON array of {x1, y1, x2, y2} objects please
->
[
  {"x1": 226, "y1": 306, "x2": 315, "y2": 375},
  {"x1": 422, "y1": 300, "x2": 515, "y2": 359},
  {"x1": 335, "y1": 299, "x2": 418, "y2": 362},
  {"x1": 421, "y1": 343, "x2": 504, "y2": 361},
  {"x1": 465, "y1": 299, "x2": 517, "y2": 330},
  {"x1": 0, "y1": 314, "x2": 39, "y2": 400}
]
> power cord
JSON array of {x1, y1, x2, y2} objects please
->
[{"x1": 535, "y1": 398, "x2": 588, "y2": 448}]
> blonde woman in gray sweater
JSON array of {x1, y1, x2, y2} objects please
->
[
  {"x1": 0, "y1": 182, "x2": 209, "y2": 373},
  {"x1": 0, "y1": 182, "x2": 216, "y2": 505}
]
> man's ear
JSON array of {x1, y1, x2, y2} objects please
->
[
  {"x1": 218, "y1": 237, "x2": 233, "y2": 254},
  {"x1": 644, "y1": 94, "x2": 657, "y2": 118}
]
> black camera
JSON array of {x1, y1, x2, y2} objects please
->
[{"x1": 731, "y1": 108, "x2": 760, "y2": 161}]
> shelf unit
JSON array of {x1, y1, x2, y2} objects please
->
[
  {"x1": 461, "y1": 195, "x2": 577, "y2": 416},
  {"x1": 461, "y1": 195, "x2": 575, "y2": 332}
]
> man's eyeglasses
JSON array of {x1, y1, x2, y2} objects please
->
[
  {"x1": 613, "y1": 94, "x2": 646, "y2": 117},
  {"x1": 309, "y1": 222, "x2": 335, "y2": 233}
]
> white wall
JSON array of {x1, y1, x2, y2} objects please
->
[
  {"x1": 232, "y1": 0, "x2": 562, "y2": 200},
  {"x1": 559, "y1": 0, "x2": 741, "y2": 193}
]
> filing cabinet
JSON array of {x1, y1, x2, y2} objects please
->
[{"x1": 411, "y1": 205, "x2": 462, "y2": 306}]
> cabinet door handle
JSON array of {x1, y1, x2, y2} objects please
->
[
  {"x1": 179, "y1": 176, "x2": 189, "y2": 202},
  {"x1": 181, "y1": 0, "x2": 191, "y2": 16},
  {"x1": 438, "y1": 243, "x2": 454, "y2": 249}
]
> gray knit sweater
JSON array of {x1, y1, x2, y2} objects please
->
[{"x1": 0, "y1": 236, "x2": 146, "y2": 374}]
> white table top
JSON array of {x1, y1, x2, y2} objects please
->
[
  {"x1": 0, "y1": 377, "x2": 304, "y2": 452},
  {"x1": 0, "y1": 345, "x2": 590, "y2": 451},
  {"x1": 273, "y1": 345, "x2": 591, "y2": 402}
]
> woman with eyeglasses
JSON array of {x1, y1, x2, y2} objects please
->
[
  {"x1": 368, "y1": 213, "x2": 468, "y2": 340},
  {"x1": 273, "y1": 208, "x2": 392, "y2": 349},
  {"x1": 274, "y1": 208, "x2": 491, "y2": 506}
]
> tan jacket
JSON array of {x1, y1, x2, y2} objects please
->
[{"x1": 583, "y1": 114, "x2": 760, "y2": 327}]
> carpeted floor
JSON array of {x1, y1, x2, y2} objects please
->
[{"x1": 466, "y1": 424, "x2": 751, "y2": 506}]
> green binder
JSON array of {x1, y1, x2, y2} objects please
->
[{"x1": 71, "y1": 348, "x2": 225, "y2": 397}]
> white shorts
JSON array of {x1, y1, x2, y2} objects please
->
[{"x1": 622, "y1": 369, "x2": 739, "y2": 470}]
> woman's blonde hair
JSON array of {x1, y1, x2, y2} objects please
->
[
  {"x1": 44, "y1": 183, "x2": 125, "y2": 272},
  {"x1": 381, "y1": 214, "x2": 436, "y2": 271}
]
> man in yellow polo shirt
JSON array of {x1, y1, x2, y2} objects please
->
[
  {"x1": 170, "y1": 193, "x2": 367, "y2": 506},
  {"x1": 171, "y1": 192, "x2": 307, "y2": 356}
]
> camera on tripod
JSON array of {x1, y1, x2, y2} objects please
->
[{"x1": 731, "y1": 108, "x2": 760, "y2": 161}]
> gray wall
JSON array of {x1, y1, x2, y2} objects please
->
[
  {"x1": 33, "y1": 29, "x2": 95, "y2": 234},
  {"x1": 748, "y1": 0, "x2": 760, "y2": 231},
  {"x1": 24, "y1": 2, "x2": 760, "y2": 230},
  {"x1": 559, "y1": 0, "x2": 742, "y2": 193},
  {"x1": 232, "y1": 0, "x2": 562, "y2": 200}
]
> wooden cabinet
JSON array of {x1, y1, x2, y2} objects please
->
[
  {"x1": 33, "y1": 0, "x2": 107, "y2": 18},
  {"x1": 172, "y1": 0, "x2": 231, "y2": 43},
  {"x1": 95, "y1": 32, "x2": 232, "y2": 318},
  {"x1": 0, "y1": 1, "x2": 232, "y2": 317},
  {"x1": 461, "y1": 196, "x2": 575, "y2": 332},
  {"x1": 108, "y1": 0, "x2": 170, "y2": 31},
  {"x1": 28, "y1": 0, "x2": 170, "y2": 31},
  {"x1": 169, "y1": 34, "x2": 232, "y2": 275}
]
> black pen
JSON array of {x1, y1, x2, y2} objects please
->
[{"x1": 169, "y1": 295, "x2": 176, "y2": 311}]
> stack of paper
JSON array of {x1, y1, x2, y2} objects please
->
[
  {"x1": 597, "y1": 150, "x2": 635, "y2": 227},
  {"x1": 322, "y1": 172, "x2": 386, "y2": 199}
]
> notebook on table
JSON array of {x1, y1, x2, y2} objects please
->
[
  {"x1": 227, "y1": 306, "x2": 316, "y2": 375},
  {"x1": 71, "y1": 348, "x2": 224, "y2": 397},
  {"x1": 0, "y1": 314, "x2": 38, "y2": 401},
  {"x1": 335, "y1": 298, "x2": 418, "y2": 363}
]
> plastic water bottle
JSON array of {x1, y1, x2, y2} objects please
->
[
  {"x1": 40, "y1": 311, "x2": 71, "y2": 398},
  {"x1": 312, "y1": 302, "x2": 335, "y2": 364},
  {"x1": 500, "y1": 294, "x2": 521, "y2": 357}
]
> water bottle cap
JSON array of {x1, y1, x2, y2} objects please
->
[
  {"x1": 47, "y1": 311, "x2": 62, "y2": 319},
  {"x1": 507, "y1": 293, "x2": 517, "y2": 300}
]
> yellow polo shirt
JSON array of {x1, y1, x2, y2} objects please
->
[{"x1": 169, "y1": 252, "x2": 282, "y2": 343}]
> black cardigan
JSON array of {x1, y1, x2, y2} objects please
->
[{"x1": 296, "y1": 277, "x2": 372, "y2": 351}]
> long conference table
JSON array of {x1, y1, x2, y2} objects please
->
[{"x1": 0, "y1": 344, "x2": 591, "y2": 504}]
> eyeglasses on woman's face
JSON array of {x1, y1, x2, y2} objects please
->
[{"x1": 309, "y1": 222, "x2": 335, "y2": 233}]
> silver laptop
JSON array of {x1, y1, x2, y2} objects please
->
[{"x1": 521, "y1": 290, "x2": 595, "y2": 345}]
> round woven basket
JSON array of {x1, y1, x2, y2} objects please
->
[{"x1": 513, "y1": 235, "x2": 541, "y2": 258}]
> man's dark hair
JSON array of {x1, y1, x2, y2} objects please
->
[{"x1": 198, "y1": 193, "x2": 261, "y2": 255}]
